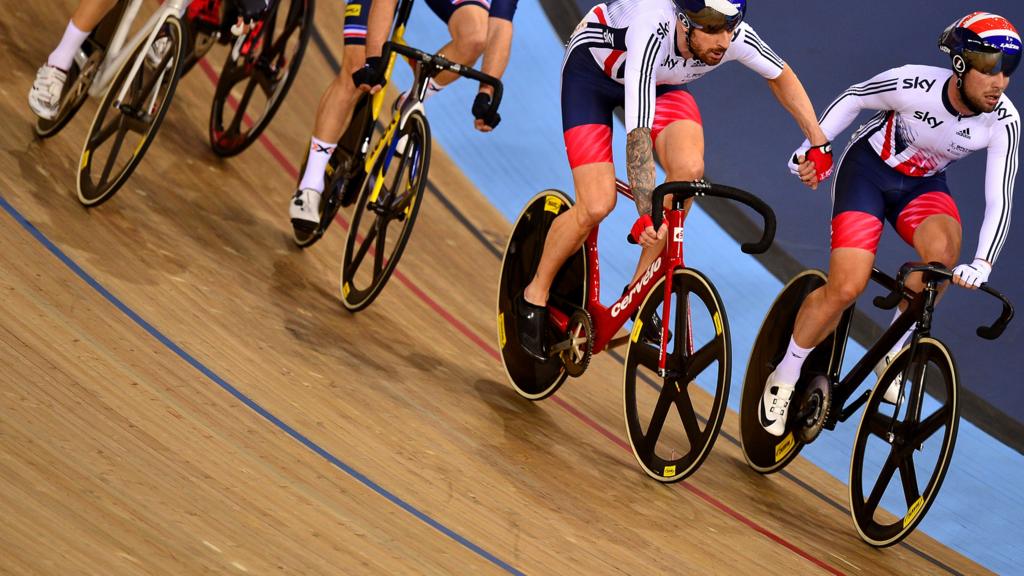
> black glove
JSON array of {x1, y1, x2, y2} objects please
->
[
  {"x1": 352, "y1": 56, "x2": 387, "y2": 90},
  {"x1": 472, "y1": 92, "x2": 501, "y2": 129}
]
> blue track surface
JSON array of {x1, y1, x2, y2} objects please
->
[{"x1": 397, "y1": 3, "x2": 1024, "y2": 573}]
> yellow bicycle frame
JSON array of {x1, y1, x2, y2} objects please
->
[{"x1": 363, "y1": 24, "x2": 408, "y2": 204}]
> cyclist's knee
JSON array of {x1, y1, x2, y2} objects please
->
[
  {"x1": 665, "y1": 157, "x2": 704, "y2": 182},
  {"x1": 453, "y1": 28, "x2": 487, "y2": 59},
  {"x1": 824, "y1": 277, "x2": 867, "y2": 307},
  {"x1": 574, "y1": 197, "x2": 616, "y2": 229},
  {"x1": 919, "y1": 236, "x2": 960, "y2": 267}
]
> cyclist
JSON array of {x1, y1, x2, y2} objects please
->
[
  {"x1": 28, "y1": 0, "x2": 267, "y2": 121},
  {"x1": 513, "y1": 0, "x2": 831, "y2": 361},
  {"x1": 760, "y1": 12, "x2": 1020, "y2": 436},
  {"x1": 289, "y1": 0, "x2": 517, "y2": 233}
]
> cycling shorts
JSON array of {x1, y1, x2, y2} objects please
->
[
  {"x1": 425, "y1": 0, "x2": 518, "y2": 23},
  {"x1": 560, "y1": 41, "x2": 701, "y2": 169},
  {"x1": 343, "y1": 0, "x2": 370, "y2": 46},
  {"x1": 830, "y1": 137, "x2": 961, "y2": 254}
]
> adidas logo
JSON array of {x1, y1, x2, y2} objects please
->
[{"x1": 956, "y1": 127, "x2": 971, "y2": 139}]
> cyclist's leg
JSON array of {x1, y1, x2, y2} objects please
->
[
  {"x1": 30, "y1": 0, "x2": 119, "y2": 119},
  {"x1": 292, "y1": 3, "x2": 368, "y2": 223},
  {"x1": 423, "y1": 0, "x2": 488, "y2": 90}
]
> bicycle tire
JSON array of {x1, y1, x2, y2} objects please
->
[
  {"x1": 496, "y1": 190, "x2": 586, "y2": 400},
  {"x1": 624, "y1": 267, "x2": 730, "y2": 482},
  {"x1": 77, "y1": 16, "x2": 188, "y2": 207},
  {"x1": 339, "y1": 110, "x2": 430, "y2": 311},
  {"x1": 849, "y1": 338, "x2": 958, "y2": 547},
  {"x1": 209, "y1": 0, "x2": 314, "y2": 157}
]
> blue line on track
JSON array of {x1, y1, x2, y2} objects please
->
[{"x1": 0, "y1": 192, "x2": 525, "y2": 576}]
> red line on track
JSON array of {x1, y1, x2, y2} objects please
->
[{"x1": 198, "y1": 57, "x2": 844, "y2": 576}]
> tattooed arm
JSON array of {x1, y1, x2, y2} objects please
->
[{"x1": 627, "y1": 128, "x2": 656, "y2": 217}]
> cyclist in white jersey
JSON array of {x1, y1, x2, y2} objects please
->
[
  {"x1": 513, "y1": 0, "x2": 832, "y2": 360},
  {"x1": 760, "y1": 12, "x2": 1021, "y2": 436}
]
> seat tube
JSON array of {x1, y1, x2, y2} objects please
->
[
  {"x1": 668, "y1": 206, "x2": 685, "y2": 267},
  {"x1": 586, "y1": 226, "x2": 601, "y2": 310}
]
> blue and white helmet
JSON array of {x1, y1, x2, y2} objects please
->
[{"x1": 675, "y1": 0, "x2": 746, "y2": 33}]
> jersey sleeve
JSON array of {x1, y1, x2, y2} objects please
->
[
  {"x1": 815, "y1": 66, "x2": 908, "y2": 141},
  {"x1": 622, "y1": 11, "x2": 672, "y2": 133},
  {"x1": 978, "y1": 107, "x2": 1020, "y2": 265},
  {"x1": 728, "y1": 24, "x2": 785, "y2": 80}
]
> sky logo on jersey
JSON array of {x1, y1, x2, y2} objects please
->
[
  {"x1": 901, "y1": 77, "x2": 935, "y2": 92},
  {"x1": 914, "y1": 110, "x2": 944, "y2": 128}
]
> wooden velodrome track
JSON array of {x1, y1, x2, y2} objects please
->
[{"x1": 0, "y1": 2, "x2": 993, "y2": 574}]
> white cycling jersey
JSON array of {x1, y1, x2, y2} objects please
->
[
  {"x1": 568, "y1": 0, "x2": 785, "y2": 133},
  {"x1": 814, "y1": 64, "x2": 1020, "y2": 264}
]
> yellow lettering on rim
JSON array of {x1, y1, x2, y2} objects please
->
[
  {"x1": 80, "y1": 150, "x2": 90, "y2": 169},
  {"x1": 904, "y1": 496, "x2": 925, "y2": 528},
  {"x1": 497, "y1": 313, "x2": 506, "y2": 349},
  {"x1": 630, "y1": 319, "x2": 643, "y2": 343},
  {"x1": 774, "y1": 432, "x2": 795, "y2": 462},
  {"x1": 544, "y1": 196, "x2": 562, "y2": 214},
  {"x1": 713, "y1": 311, "x2": 722, "y2": 335},
  {"x1": 663, "y1": 465, "x2": 676, "y2": 477}
]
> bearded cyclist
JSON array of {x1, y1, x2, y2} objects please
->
[
  {"x1": 513, "y1": 0, "x2": 831, "y2": 361},
  {"x1": 28, "y1": 0, "x2": 267, "y2": 121},
  {"x1": 760, "y1": 12, "x2": 1021, "y2": 436}
]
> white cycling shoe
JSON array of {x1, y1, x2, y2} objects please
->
[
  {"x1": 873, "y1": 350, "x2": 904, "y2": 404},
  {"x1": 28, "y1": 64, "x2": 67, "y2": 120},
  {"x1": 289, "y1": 188, "x2": 321, "y2": 232},
  {"x1": 759, "y1": 369, "x2": 795, "y2": 437}
]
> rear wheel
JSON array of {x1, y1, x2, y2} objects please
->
[
  {"x1": 849, "y1": 338, "x2": 958, "y2": 547},
  {"x1": 496, "y1": 190, "x2": 586, "y2": 400},
  {"x1": 624, "y1": 268, "x2": 730, "y2": 482},
  {"x1": 77, "y1": 17, "x2": 187, "y2": 206}
]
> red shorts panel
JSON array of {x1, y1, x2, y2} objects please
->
[
  {"x1": 831, "y1": 211, "x2": 884, "y2": 254},
  {"x1": 564, "y1": 124, "x2": 613, "y2": 169},
  {"x1": 651, "y1": 90, "x2": 702, "y2": 143},
  {"x1": 894, "y1": 191, "x2": 962, "y2": 246}
]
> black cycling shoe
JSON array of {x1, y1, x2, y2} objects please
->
[
  {"x1": 624, "y1": 284, "x2": 672, "y2": 345},
  {"x1": 515, "y1": 293, "x2": 549, "y2": 362}
]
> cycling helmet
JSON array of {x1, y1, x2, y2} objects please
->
[
  {"x1": 676, "y1": 0, "x2": 746, "y2": 34},
  {"x1": 939, "y1": 12, "x2": 1021, "y2": 77}
]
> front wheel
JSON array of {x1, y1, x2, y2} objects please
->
[
  {"x1": 849, "y1": 338, "x2": 959, "y2": 547},
  {"x1": 78, "y1": 17, "x2": 187, "y2": 206},
  {"x1": 624, "y1": 267, "x2": 730, "y2": 482},
  {"x1": 209, "y1": 0, "x2": 314, "y2": 156},
  {"x1": 339, "y1": 111, "x2": 430, "y2": 311}
]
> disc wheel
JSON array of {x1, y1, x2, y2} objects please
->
[
  {"x1": 209, "y1": 0, "x2": 313, "y2": 157},
  {"x1": 739, "y1": 269, "x2": 844, "y2": 474},
  {"x1": 339, "y1": 111, "x2": 430, "y2": 312},
  {"x1": 624, "y1": 267, "x2": 730, "y2": 482},
  {"x1": 849, "y1": 338, "x2": 958, "y2": 547},
  {"x1": 77, "y1": 17, "x2": 187, "y2": 206},
  {"x1": 496, "y1": 190, "x2": 586, "y2": 400}
]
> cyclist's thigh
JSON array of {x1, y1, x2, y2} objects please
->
[
  {"x1": 561, "y1": 44, "x2": 620, "y2": 171},
  {"x1": 887, "y1": 175, "x2": 962, "y2": 249},
  {"x1": 652, "y1": 85, "x2": 703, "y2": 181},
  {"x1": 830, "y1": 139, "x2": 890, "y2": 254}
]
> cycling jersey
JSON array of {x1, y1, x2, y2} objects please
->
[
  {"x1": 569, "y1": 0, "x2": 785, "y2": 133},
  {"x1": 816, "y1": 64, "x2": 1020, "y2": 264}
]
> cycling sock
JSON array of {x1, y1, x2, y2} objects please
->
[
  {"x1": 48, "y1": 20, "x2": 89, "y2": 72},
  {"x1": 298, "y1": 136, "x2": 334, "y2": 192},
  {"x1": 775, "y1": 336, "x2": 813, "y2": 386},
  {"x1": 423, "y1": 79, "x2": 442, "y2": 102}
]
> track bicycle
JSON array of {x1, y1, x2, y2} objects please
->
[
  {"x1": 290, "y1": 22, "x2": 503, "y2": 311},
  {"x1": 738, "y1": 263, "x2": 1013, "y2": 546},
  {"x1": 35, "y1": 0, "x2": 310, "y2": 206},
  {"x1": 497, "y1": 180, "x2": 775, "y2": 482}
]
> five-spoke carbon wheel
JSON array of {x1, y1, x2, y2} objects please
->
[
  {"x1": 624, "y1": 268, "x2": 730, "y2": 483},
  {"x1": 850, "y1": 338, "x2": 959, "y2": 547},
  {"x1": 78, "y1": 17, "x2": 187, "y2": 206},
  {"x1": 339, "y1": 111, "x2": 430, "y2": 311}
]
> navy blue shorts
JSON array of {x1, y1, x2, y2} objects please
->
[
  {"x1": 830, "y1": 138, "x2": 961, "y2": 252},
  {"x1": 424, "y1": 0, "x2": 518, "y2": 23},
  {"x1": 343, "y1": 0, "x2": 370, "y2": 45}
]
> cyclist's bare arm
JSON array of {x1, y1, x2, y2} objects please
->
[
  {"x1": 767, "y1": 65, "x2": 828, "y2": 147},
  {"x1": 479, "y1": 18, "x2": 512, "y2": 97}
]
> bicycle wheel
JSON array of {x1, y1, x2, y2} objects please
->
[
  {"x1": 292, "y1": 94, "x2": 372, "y2": 248},
  {"x1": 739, "y1": 269, "x2": 843, "y2": 474},
  {"x1": 624, "y1": 267, "x2": 729, "y2": 482},
  {"x1": 339, "y1": 110, "x2": 430, "y2": 311},
  {"x1": 849, "y1": 338, "x2": 958, "y2": 547},
  {"x1": 496, "y1": 190, "x2": 586, "y2": 400},
  {"x1": 78, "y1": 16, "x2": 187, "y2": 206},
  {"x1": 209, "y1": 0, "x2": 313, "y2": 157}
]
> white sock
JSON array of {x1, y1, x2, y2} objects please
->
[
  {"x1": 423, "y1": 79, "x2": 443, "y2": 102},
  {"x1": 297, "y1": 136, "x2": 335, "y2": 193},
  {"x1": 775, "y1": 337, "x2": 813, "y2": 386},
  {"x1": 48, "y1": 20, "x2": 90, "y2": 72}
]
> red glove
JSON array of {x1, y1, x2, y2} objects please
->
[
  {"x1": 628, "y1": 214, "x2": 653, "y2": 245},
  {"x1": 806, "y1": 142, "x2": 834, "y2": 182}
]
